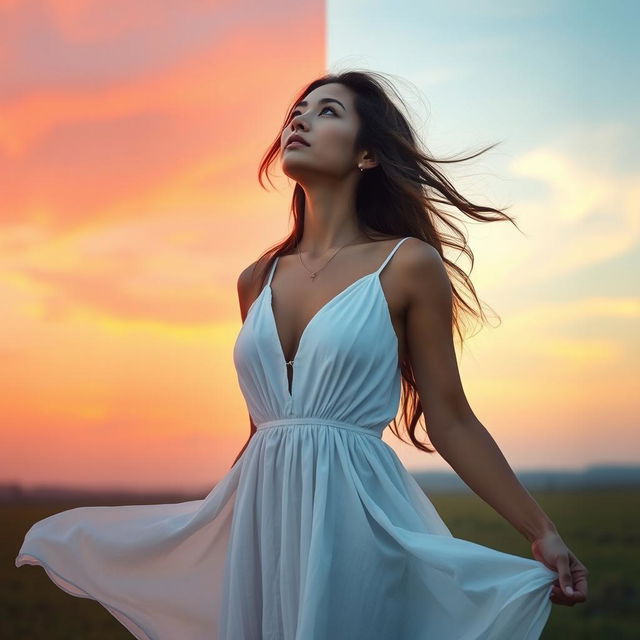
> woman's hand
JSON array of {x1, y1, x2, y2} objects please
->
[{"x1": 531, "y1": 530, "x2": 589, "y2": 606}]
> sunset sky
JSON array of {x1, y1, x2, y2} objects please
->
[{"x1": 1, "y1": 0, "x2": 638, "y2": 492}]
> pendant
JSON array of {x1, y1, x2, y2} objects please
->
[{"x1": 311, "y1": 272, "x2": 317, "y2": 279}]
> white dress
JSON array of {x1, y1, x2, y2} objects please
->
[{"x1": 16, "y1": 236, "x2": 559, "y2": 639}]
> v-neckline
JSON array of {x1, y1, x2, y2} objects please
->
[
  {"x1": 268, "y1": 271, "x2": 379, "y2": 401},
  {"x1": 260, "y1": 236, "x2": 409, "y2": 402},
  {"x1": 270, "y1": 271, "x2": 376, "y2": 361}
]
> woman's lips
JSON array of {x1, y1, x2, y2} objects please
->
[{"x1": 286, "y1": 141, "x2": 307, "y2": 149}]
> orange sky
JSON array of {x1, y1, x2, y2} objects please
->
[
  {"x1": 1, "y1": 1, "x2": 638, "y2": 492},
  {"x1": 0, "y1": 0, "x2": 330, "y2": 491}
]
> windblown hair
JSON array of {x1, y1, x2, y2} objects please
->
[{"x1": 252, "y1": 69, "x2": 521, "y2": 454}]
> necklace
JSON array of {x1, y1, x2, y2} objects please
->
[{"x1": 296, "y1": 233, "x2": 362, "y2": 280}]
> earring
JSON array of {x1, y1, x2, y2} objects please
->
[{"x1": 358, "y1": 163, "x2": 364, "y2": 172}]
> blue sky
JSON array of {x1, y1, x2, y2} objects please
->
[{"x1": 329, "y1": 0, "x2": 639, "y2": 471}]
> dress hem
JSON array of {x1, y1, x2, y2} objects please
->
[{"x1": 15, "y1": 552, "x2": 156, "y2": 640}]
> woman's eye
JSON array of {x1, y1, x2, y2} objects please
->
[{"x1": 290, "y1": 106, "x2": 336, "y2": 119}]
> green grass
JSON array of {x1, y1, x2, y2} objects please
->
[
  {"x1": 3, "y1": 488, "x2": 639, "y2": 639},
  {"x1": 427, "y1": 487, "x2": 640, "y2": 639}
]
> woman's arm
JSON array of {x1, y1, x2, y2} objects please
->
[
  {"x1": 401, "y1": 239, "x2": 557, "y2": 540},
  {"x1": 229, "y1": 259, "x2": 262, "y2": 470},
  {"x1": 420, "y1": 419, "x2": 558, "y2": 542},
  {"x1": 401, "y1": 239, "x2": 588, "y2": 604}
]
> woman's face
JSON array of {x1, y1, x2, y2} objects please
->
[{"x1": 280, "y1": 83, "x2": 362, "y2": 183}]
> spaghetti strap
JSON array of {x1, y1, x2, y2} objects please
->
[
  {"x1": 375, "y1": 236, "x2": 410, "y2": 274},
  {"x1": 266, "y1": 256, "x2": 280, "y2": 286}
]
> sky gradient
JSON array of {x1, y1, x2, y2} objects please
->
[{"x1": 1, "y1": 0, "x2": 638, "y2": 492}]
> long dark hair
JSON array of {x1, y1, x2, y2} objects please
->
[{"x1": 251, "y1": 69, "x2": 520, "y2": 454}]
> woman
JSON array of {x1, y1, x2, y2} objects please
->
[{"x1": 16, "y1": 70, "x2": 588, "y2": 639}]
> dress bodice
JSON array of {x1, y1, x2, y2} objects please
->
[{"x1": 232, "y1": 237, "x2": 410, "y2": 437}]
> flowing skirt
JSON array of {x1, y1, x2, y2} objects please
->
[{"x1": 16, "y1": 424, "x2": 558, "y2": 639}]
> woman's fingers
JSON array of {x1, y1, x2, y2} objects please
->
[
  {"x1": 549, "y1": 552, "x2": 589, "y2": 607},
  {"x1": 570, "y1": 552, "x2": 589, "y2": 601},
  {"x1": 556, "y1": 552, "x2": 574, "y2": 596},
  {"x1": 532, "y1": 531, "x2": 589, "y2": 608}
]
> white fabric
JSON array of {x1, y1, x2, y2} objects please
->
[{"x1": 16, "y1": 236, "x2": 558, "y2": 639}]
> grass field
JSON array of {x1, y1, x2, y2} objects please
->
[{"x1": 3, "y1": 487, "x2": 638, "y2": 639}]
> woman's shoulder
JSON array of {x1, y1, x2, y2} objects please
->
[{"x1": 237, "y1": 255, "x2": 273, "y2": 318}]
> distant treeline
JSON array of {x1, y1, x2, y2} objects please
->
[{"x1": 2, "y1": 463, "x2": 639, "y2": 503}]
